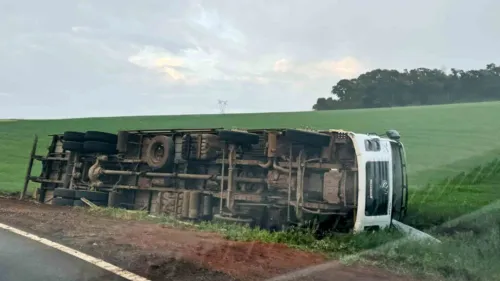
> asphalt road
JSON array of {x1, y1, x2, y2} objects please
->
[{"x1": 0, "y1": 228, "x2": 128, "y2": 281}]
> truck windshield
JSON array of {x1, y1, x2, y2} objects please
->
[{"x1": 365, "y1": 161, "x2": 390, "y2": 216}]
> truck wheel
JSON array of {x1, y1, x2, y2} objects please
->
[
  {"x1": 52, "y1": 198, "x2": 74, "y2": 206},
  {"x1": 83, "y1": 141, "x2": 117, "y2": 154},
  {"x1": 93, "y1": 200, "x2": 107, "y2": 207},
  {"x1": 63, "y1": 131, "x2": 85, "y2": 142},
  {"x1": 84, "y1": 131, "x2": 118, "y2": 144},
  {"x1": 73, "y1": 199, "x2": 107, "y2": 207},
  {"x1": 145, "y1": 135, "x2": 175, "y2": 169},
  {"x1": 75, "y1": 190, "x2": 108, "y2": 202},
  {"x1": 217, "y1": 130, "x2": 260, "y2": 145},
  {"x1": 62, "y1": 141, "x2": 84, "y2": 152},
  {"x1": 283, "y1": 129, "x2": 331, "y2": 147},
  {"x1": 53, "y1": 188, "x2": 76, "y2": 199},
  {"x1": 73, "y1": 200, "x2": 85, "y2": 207},
  {"x1": 108, "y1": 191, "x2": 125, "y2": 208},
  {"x1": 116, "y1": 131, "x2": 129, "y2": 153}
]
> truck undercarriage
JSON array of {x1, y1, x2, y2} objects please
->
[{"x1": 24, "y1": 127, "x2": 407, "y2": 232}]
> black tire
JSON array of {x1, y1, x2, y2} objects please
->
[
  {"x1": 145, "y1": 135, "x2": 175, "y2": 169},
  {"x1": 63, "y1": 131, "x2": 85, "y2": 142},
  {"x1": 107, "y1": 191, "x2": 123, "y2": 208},
  {"x1": 93, "y1": 200, "x2": 107, "y2": 207},
  {"x1": 74, "y1": 199, "x2": 107, "y2": 207},
  {"x1": 73, "y1": 200, "x2": 85, "y2": 207},
  {"x1": 54, "y1": 188, "x2": 76, "y2": 199},
  {"x1": 283, "y1": 129, "x2": 331, "y2": 147},
  {"x1": 75, "y1": 190, "x2": 109, "y2": 202},
  {"x1": 62, "y1": 141, "x2": 84, "y2": 152},
  {"x1": 217, "y1": 130, "x2": 259, "y2": 145},
  {"x1": 116, "y1": 131, "x2": 129, "y2": 153},
  {"x1": 83, "y1": 141, "x2": 117, "y2": 154},
  {"x1": 52, "y1": 197, "x2": 74, "y2": 206},
  {"x1": 84, "y1": 131, "x2": 118, "y2": 144}
]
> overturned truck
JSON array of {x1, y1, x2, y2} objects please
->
[{"x1": 25, "y1": 128, "x2": 408, "y2": 233}]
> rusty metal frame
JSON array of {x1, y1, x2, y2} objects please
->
[
  {"x1": 122, "y1": 128, "x2": 356, "y2": 135},
  {"x1": 215, "y1": 158, "x2": 344, "y2": 170},
  {"x1": 287, "y1": 145, "x2": 292, "y2": 221},
  {"x1": 29, "y1": 177, "x2": 64, "y2": 184},
  {"x1": 28, "y1": 127, "x2": 363, "y2": 227},
  {"x1": 219, "y1": 143, "x2": 226, "y2": 213},
  {"x1": 84, "y1": 128, "x2": 360, "y2": 218}
]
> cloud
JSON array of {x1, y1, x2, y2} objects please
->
[
  {"x1": 306, "y1": 57, "x2": 366, "y2": 79},
  {"x1": 273, "y1": 57, "x2": 366, "y2": 79},
  {"x1": 127, "y1": 46, "x2": 187, "y2": 81},
  {"x1": 71, "y1": 26, "x2": 92, "y2": 33},
  {"x1": 128, "y1": 45, "x2": 220, "y2": 83},
  {"x1": 128, "y1": 46, "x2": 183, "y2": 69},
  {"x1": 1, "y1": 0, "x2": 500, "y2": 119},
  {"x1": 190, "y1": 3, "x2": 246, "y2": 46},
  {"x1": 162, "y1": 67, "x2": 186, "y2": 81},
  {"x1": 274, "y1": 59, "x2": 291, "y2": 73}
]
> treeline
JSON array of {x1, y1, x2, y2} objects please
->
[{"x1": 313, "y1": 63, "x2": 500, "y2": 110}]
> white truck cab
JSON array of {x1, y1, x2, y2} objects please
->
[{"x1": 351, "y1": 130, "x2": 408, "y2": 233}]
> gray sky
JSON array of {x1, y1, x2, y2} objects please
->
[{"x1": 1, "y1": 0, "x2": 499, "y2": 119}]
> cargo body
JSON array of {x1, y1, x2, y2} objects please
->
[{"x1": 25, "y1": 128, "x2": 408, "y2": 233}]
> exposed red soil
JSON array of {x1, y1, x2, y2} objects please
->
[{"x1": 0, "y1": 197, "x2": 415, "y2": 281}]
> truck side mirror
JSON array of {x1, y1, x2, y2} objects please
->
[{"x1": 386, "y1": 130, "x2": 401, "y2": 140}]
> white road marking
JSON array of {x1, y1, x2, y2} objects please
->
[{"x1": 0, "y1": 222, "x2": 150, "y2": 281}]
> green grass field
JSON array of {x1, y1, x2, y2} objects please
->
[{"x1": 2, "y1": 101, "x2": 500, "y2": 281}]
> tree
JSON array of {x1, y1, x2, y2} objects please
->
[{"x1": 313, "y1": 63, "x2": 500, "y2": 110}]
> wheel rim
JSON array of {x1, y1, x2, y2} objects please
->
[{"x1": 153, "y1": 144, "x2": 164, "y2": 162}]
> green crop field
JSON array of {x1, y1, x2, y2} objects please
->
[{"x1": 2, "y1": 101, "x2": 500, "y2": 281}]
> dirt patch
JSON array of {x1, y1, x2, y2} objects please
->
[{"x1": 0, "y1": 198, "x2": 414, "y2": 281}]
